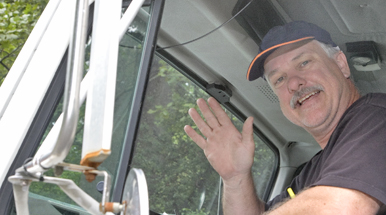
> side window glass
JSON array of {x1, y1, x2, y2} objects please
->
[
  {"x1": 17, "y1": 6, "x2": 152, "y2": 215},
  {"x1": 131, "y1": 55, "x2": 276, "y2": 214}
]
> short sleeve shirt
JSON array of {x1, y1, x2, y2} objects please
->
[{"x1": 266, "y1": 93, "x2": 386, "y2": 209}]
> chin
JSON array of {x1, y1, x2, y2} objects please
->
[
  {"x1": 300, "y1": 114, "x2": 330, "y2": 129},
  {"x1": 287, "y1": 110, "x2": 329, "y2": 129},
  {"x1": 301, "y1": 120, "x2": 325, "y2": 129}
]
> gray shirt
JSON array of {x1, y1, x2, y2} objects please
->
[{"x1": 266, "y1": 93, "x2": 386, "y2": 209}]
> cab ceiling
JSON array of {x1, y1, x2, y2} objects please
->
[{"x1": 156, "y1": 0, "x2": 386, "y2": 147}]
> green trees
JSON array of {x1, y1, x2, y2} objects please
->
[
  {"x1": 132, "y1": 57, "x2": 220, "y2": 214},
  {"x1": 131, "y1": 55, "x2": 275, "y2": 214},
  {"x1": 0, "y1": 0, "x2": 48, "y2": 85}
]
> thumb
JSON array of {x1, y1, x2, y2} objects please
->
[{"x1": 242, "y1": 116, "x2": 254, "y2": 144}]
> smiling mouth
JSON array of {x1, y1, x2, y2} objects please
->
[
  {"x1": 290, "y1": 85, "x2": 324, "y2": 109},
  {"x1": 297, "y1": 91, "x2": 321, "y2": 106}
]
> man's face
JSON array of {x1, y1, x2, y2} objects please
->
[{"x1": 264, "y1": 40, "x2": 352, "y2": 135}]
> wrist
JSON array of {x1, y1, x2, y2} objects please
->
[
  {"x1": 223, "y1": 171, "x2": 254, "y2": 190},
  {"x1": 222, "y1": 171, "x2": 265, "y2": 215}
]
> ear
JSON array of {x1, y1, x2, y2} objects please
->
[{"x1": 334, "y1": 51, "x2": 351, "y2": 79}]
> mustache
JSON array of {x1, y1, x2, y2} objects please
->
[{"x1": 290, "y1": 85, "x2": 324, "y2": 109}]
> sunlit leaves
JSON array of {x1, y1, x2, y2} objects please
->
[{"x1": 0, "y1": 0, "x2": 48, "y2": 85}]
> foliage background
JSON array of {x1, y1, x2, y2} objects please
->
[
  {"x1": 0, "y1": 0, "x2": 49, "y2": 85},
  {"x1": 131, "y1": 59, "x2": 275, "y2": 214}
]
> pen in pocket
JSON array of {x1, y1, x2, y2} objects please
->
[{"x1": 287, "y1": 187, "x2": 296, "y2": 199}]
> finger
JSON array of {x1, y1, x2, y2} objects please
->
[
  {"x1": 197, "y1": 98, "x2": 221, "y2": 128},
  {"x1": 188, "y1": 107, "x2": 213, "y2": 137},
  {"x1": 207, "y1": 97, "x2": 232, "y2": 126},
  {"x1": 242, "y1": 117, "x2": 255, "y2": 146},
  {"x1": 184, "y1": 125, "x2": 206, "y2": 149}
]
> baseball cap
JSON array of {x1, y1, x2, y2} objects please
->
[{"x1": 246, "y1": 21, "x2": 337, "y2": 81}]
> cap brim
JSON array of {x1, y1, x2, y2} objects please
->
[{"x1": 247, "y1": 36, "x2": 315, "y2": 81}]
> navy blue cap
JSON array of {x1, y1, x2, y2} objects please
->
[{"x1": 247, "y1": 21, "x2": 337, "y2": 81}]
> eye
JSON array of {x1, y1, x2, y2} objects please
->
[
  {"x1": 274, "y1": 76, "x2": 285, "y2": 86},
  {"x1": 301, "y1": 60, "x2": 310, "y2": 67}
]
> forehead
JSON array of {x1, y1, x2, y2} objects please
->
[{"x1": 263, "y1": 40, "x2": 322, "y2": 76}]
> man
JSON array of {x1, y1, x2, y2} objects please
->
[{"x1": 184, "y1": 21, "x2": 386, "y2": 214}]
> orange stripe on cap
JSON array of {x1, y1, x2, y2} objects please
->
[{"x1": 247, "y1": 36, "x2": 315, "y2": 80}]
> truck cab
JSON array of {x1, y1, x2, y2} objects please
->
[{"x1": 0, "y1": 0, "x2": 385, "y2": 214}]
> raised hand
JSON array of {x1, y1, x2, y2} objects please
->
[{"x1": 184, "y1": 97, "x2": 256, "y2": 182}]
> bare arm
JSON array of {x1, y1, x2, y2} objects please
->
[
  {"x1": 184, "y1": 97, "x2": 265, "y2": 214},
  {"x1": 222, "y1": 171, "x2": 265, "y2": 214},
  {"x1": 265, "y1": 186, "x2": 381, "y2": 215}
]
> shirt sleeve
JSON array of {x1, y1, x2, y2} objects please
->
[{"x1": 313, "y1": 95, "x2": 386, "y2": 205}]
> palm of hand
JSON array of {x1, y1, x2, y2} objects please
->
[{"x1": 184, "y1": 97, "x2": 256, "y2": 182}]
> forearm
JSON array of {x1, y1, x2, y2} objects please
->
[
  {"x1": 223, "y1": 172, "x2": 265, "y2": 215},
  {"x1": 264, "y1": 186, "x2": 380, "y2": 215}
]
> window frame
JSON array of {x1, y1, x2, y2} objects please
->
[
  {"x1": 112, "y1": 0, "x2": 165, "y2": 203},
  {"x1": 0, "y1": 50, "x2": 67, "y2": 215}
]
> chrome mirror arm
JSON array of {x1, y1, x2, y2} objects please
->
[{"x1": 22, "y1": 0, "x2": 89, "y2": 175}]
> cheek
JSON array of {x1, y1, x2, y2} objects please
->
[
  {"x1": 279, "y1": 99, "x2": 296, "y2": 122},
  {"x1": 276, "y1": 89, "x2": 292, "y2": 108},
  {"x1": 276, "y1": 91, "x2": 291, "y2": 112}
]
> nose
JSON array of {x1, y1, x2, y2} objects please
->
[{"x1": 287, "y1": 75, "x2": 306, "y2": 94}]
